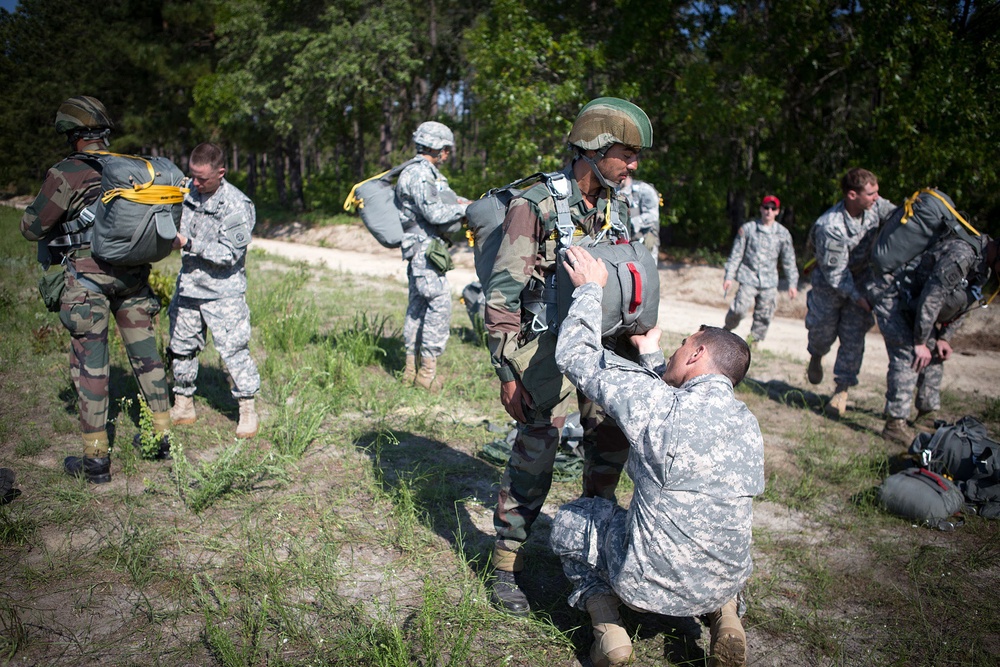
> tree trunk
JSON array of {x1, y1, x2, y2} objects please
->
[
  {"x1": 247, "y1": 152, "x2": 257, "y2": 199},
  {"x1": 275, "y1": 141, "x2": 287, "y2": 207},
  {"x1": 288, "y1": 137, "x2": 305, "y2": 211}
]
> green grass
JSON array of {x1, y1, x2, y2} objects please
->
[{"x1": 3, "y1": 204, "x2": 1000, "y2": 666}]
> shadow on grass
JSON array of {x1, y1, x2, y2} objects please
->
[
  {"x1": 743, "y1": 376, "x2": 884, "y2": 439},
  {"x1": 351, "y1": 429, "x2": 586, "y2": 631}
]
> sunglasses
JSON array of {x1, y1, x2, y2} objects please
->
[{"x1": 761, "y1": 204, "x2": 778, "y2": 210}]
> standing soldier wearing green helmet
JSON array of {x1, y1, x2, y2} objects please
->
[
  {"x1": 395, "y1": 121, "x2": 470, "y2": 390},
  {"x1": 483, "y1": 98, "x2": 652, "y2": 628},
  {"x1": 20, "y1": 96, "x2": 172, "y2": 483}
]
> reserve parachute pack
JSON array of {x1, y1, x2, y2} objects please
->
[
  {"x1": 878, "y1": 467, "x2": 965, "y2": 524},
  {"x1": 51, "y1": 151, "x2": 187, "y2": 266},
  {"x1": 871, "y1": 188, "x2": 982, "y2": 276},
  {"x1": 465, "y1": 172, "x2": 659, "y2": 339},
  {"x1": 342, "y1": 158, "x2": 423, "y2": 248}
]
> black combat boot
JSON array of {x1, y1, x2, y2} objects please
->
[
  {"x1": 64, "y1": 456, "x2": 111, "y2": 484},
  {"x1": 490, "y1": 570, "x2": 531, "y2": 617}
]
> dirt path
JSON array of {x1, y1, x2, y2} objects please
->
[{"x1": 255, "y1": 227, "x2": 1000, "y2": 398}]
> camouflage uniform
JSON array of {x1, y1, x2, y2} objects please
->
[
  {"x1": 485, "y1": 165, "x2": 634, "y2": 552},
  {"x1": 806, "y1": 197, "x2": 895, "y2": 387},
  {"x1": 168, "y1": 178, "x2": 259, "y2": 400},
  {"x1": 550, "y1": 282, "x2": 765, "y2": 615},
  {"x1": 620, "y1": 178, "x2": 660, "y2": 254},
  {"x1": 724, "y1": 220, "x2": 798, "y2": 341},
  {"x1": 875, "y1": 237, "x2": 989, "y2": 420},
  {"x1": 20, "y1": 143, "x2": 169, "y2": 442},
  {"x1": 395, "y1": 157, "x2": 467, "y2": 358}
]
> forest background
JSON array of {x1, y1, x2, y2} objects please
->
[{"x1": 2, "y1": 0, "x2": 999, "y2": 249}]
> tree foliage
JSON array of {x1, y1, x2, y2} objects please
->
[{"x1": 2, "y1": 0, "x2": 998, "y2": 245}]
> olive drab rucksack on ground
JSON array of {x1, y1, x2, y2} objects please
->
[
  {"x1": 342, "y1": 158, "x2": 423, "y2": 248},
  {"x1": 871, "y1": 188, "x2": 983, "y2": 276},
  {"x1": 909, "y1": 415, "x2": 1000, "y2": 518},
  {"x1": 465, "y1": 172, "x2": 660, "y2": 339},
  {"x1": 51, "y1": 151, "x2": 187, "y2": 266}
]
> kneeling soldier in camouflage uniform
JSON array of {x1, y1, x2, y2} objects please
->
[
  {"x1": 168, "y1": 143, "x2": 260, "y2": 438},
  {"x1": 395, "y1": 121, "x2": 469, "y2": 390},
  {"x1": 550, "y1": 246, "x2": 765, "y2": 667},
  {"x1": 21, "y1": 96, "x2": 172, "y2": 482},
  {"x1": 484, "y1": 98, "x2": 652, "y2": 616}
]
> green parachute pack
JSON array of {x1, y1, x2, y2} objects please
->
[{"x1": 51, "y1": 151, "x2": 187, "y2": 266}]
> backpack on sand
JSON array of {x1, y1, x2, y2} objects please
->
[
  {"x1": 343, "y1": 158, "x2": 423, "y2": 249},
  {"x1": 871, "y1": 188, "x2": 983, "y2": 276},
  {"x1": 52, "y1": 152, "x2": 187, "y2": 266},
  {"x1": 465, "y1": 172, "x2": 659, "y2": 339},
  {"x1": 909, "y1": 416, "x2": 1000, "y2": 518}
]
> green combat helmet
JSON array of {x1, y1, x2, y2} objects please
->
[
  {"x1": 568, "y1": 97, "x2": 652, "y2": 188},
  {"x1": 413, "y1": 121, "x2": 455, "y2": 151},
  {"x1": 55, "y1": 95, "x2": 113, "y2": 146}
]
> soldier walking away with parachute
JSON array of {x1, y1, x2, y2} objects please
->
[
  {"x1": 395, "y1": 121, "x2": 470, "y2": 391},
  {"x1": 20, "y1": 96, "x2": 173, "y2": 483}
]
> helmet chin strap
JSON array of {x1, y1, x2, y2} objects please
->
[{"x1": 576, "y1": 147, "x2": 616, "y2": 191}]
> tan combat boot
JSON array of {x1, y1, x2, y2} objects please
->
[
  {"x1": 882, "y1": 417, "x2": 914, "y2": 447},
  {"x1": 807, "y1": 355, "x2": 824, "y2": 385},
  {"x1": 171, "y1": 394, "x2": 197, "y2": 425},
  {"x1": 824, "y1": 385, "x2": 849, "y2": 418},
  {"x1": 586, "y1": 593, "x2": 634, "y2": 667},
  {"x1": 401, "y1": 354, "x2": 417, "y2": 384},
  {"x1": 236, "y1": 398, "x2": 259, "y2": 438},
  {"x1": 415, "y1": 355, "x2": 442, "y2": 392},
  {"x1": 707, "y1": 598, "x2": 746, "y2": 667}
]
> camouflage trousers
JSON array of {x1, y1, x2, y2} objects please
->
[
  {"x1": 724, "y1": 284, "x2": 777, "y2": 341},
  {"x1": 59, "y1": 266, "x2": 169, "y2": 435},
  {"x1": 168, "y1": 295, "x2": 260, "y2": 399},
  {"x1": 805, "y1": 283, "x2": 874, "y2": 387},
  {"x1": 549, "y1": 496, "x2": 627, "y2": 610},
  {"x1": 875, "y1": 300, "x2": 944, "y2": 420},
  {"x1": 494, "y1": 387, "x2": 628, "y2": 553},
  {"x1": 404, "y1": 249, "x2": 451, "y2": 358}
]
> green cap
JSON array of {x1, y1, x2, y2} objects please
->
[{"x1": 567, "y1": 97, "x2": 652, "y2": 152}]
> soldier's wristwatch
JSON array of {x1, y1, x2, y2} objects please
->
[{"x1": 183, "y1": 238, "x2": 193, "y2": 252}]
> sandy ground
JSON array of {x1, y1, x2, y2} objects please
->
[{"x1": 257, "y1": 222, "x2": 1000, "y2": 397}]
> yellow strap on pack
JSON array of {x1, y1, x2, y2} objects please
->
[
  {"x1": 901, "y1": 188, "x2": 980, "y2": 238},
  {"x1": 343, "y1": 169, "x2": 392, "y2": 213},
  {"x1": 84, "y1": 151, "x2": 188, "y2": 205}
]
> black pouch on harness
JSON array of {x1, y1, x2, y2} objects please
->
[{"x1": 37, "y1": 269, "x2": 65, "y2": 312}]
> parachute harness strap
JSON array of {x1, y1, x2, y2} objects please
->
[
  {"x1": 86, "y1": 151, "x2": 188, "y2": 206},
  {"x1": 902, "y1": 188, "x2": 980, "y2": 237},
  {"x1": 343, "y1": 168, "x2": 393, "y2": 213}
]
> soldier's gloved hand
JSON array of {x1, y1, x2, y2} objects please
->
[
  {"x1": 501, "y1": 378, "x2": 533, "y2": 424},
  {"x1": 912, "y1": 344, "x2": 932, "y2": 371},
  {"x1": 936, "y1": 340, "x2": 953, "y2": 361}
]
